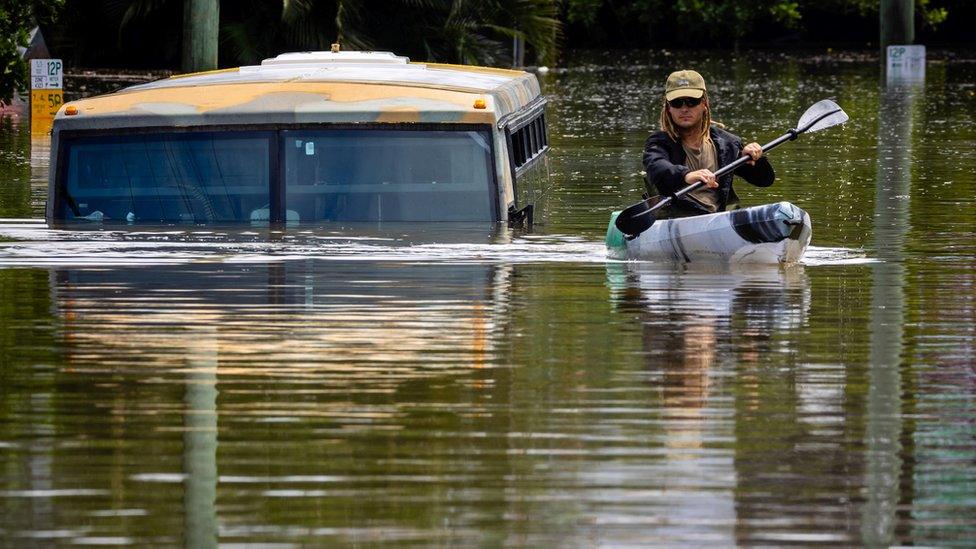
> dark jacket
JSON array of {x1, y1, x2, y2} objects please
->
[{"x1": 642, "y1": 125, "x2": 774, "y2": 216}]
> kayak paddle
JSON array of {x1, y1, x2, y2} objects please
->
[{"x1": 614, "y1": 99, "x2": 849, "y2": 239}]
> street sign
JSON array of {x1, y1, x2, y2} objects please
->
[
  {"x1": 31, "y1": 59, "x2": 63, "y2": 89},
  {"x1": 886, "y1": 45, "x2": 925, "y2": 83},
  {"x1": 30, "y1": 90, "x2": 63, "y2": 118},
  {"x1": 30, "y1": 58, "x2": 63, "y2": 135}
]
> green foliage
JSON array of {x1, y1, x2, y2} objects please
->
[
  {"x1": 1, "y1": 0, "x2": 63, "y2": 105},
  {"x1": 916, "y1": 0, "x2": 948, "y2": 28},
  {"x1": 769, "y1": 1, "x2": 801, "y2": 27},
  {"x1": 565, "y1": 0, "x2": 601, "y2": 26},
  {"x1": 565, "y1": 0, "x2": 951, "y2": 47},
  {"x1": 1, "y1": 1, "x2": 34, "y2": 105},
  {"x1": 36, "y1": 0, "x2": 967, "y2": 72},
  {"x1": 576, "y1": 0, "x2": 800, "y2": 46},
  {"x1": 112, "y1": 0, "x2": 559, "y2": 68},
  {"x1": 800, "y1": 0, "x2": 949, "y2": 29},
  {"x1": 282, "y1": 0, "x2": 560, "y2": 67},
  {"x1": 221, "y1": 0, "x2": 287, "y2": 65}
]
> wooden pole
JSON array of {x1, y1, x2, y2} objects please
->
[
  {"x1": 880, "y1": 0, "x2": 914, "y2": 54},
  {"x1": 182, "y1": 0, "x2": 219, "y2": 72}
]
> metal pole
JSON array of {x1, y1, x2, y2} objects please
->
[
  {"x1": 512, "y1": 34, "x2": 525, "y2": 68},
  {"x1": 182, "y1": 0, "x2": 219, "y2": 72},
  {"x1": 880, "y1": 0, "x2": 914, "y2": 54}
]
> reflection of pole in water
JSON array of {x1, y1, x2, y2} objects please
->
[
  {"x1": 183, "y1": 331, "x2": 218, "y2": 548},
  {"x1": 861, "y1": 77, "x2": 919, "y2": 545}
]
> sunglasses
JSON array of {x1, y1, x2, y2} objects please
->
[{"x1": 668, "y1": 96, "x2": 702, "y2": 108}]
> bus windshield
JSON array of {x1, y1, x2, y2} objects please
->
[{"x1": 57, "y1": 127, "x2": 496, "y2": 223}]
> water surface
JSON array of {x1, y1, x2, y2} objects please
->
[{"x1": 1, "y1": 49, "x2": 974, "y2": 545}]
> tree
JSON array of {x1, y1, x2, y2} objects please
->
[
  {"x1": 560, "y1": 0, "x2": 950, "y2": 48},
  {"x1": 1, "y1": 1, "x2": 64, "y2": 105},
  {"x1": 120, "y1": 0, "x2": 560, "y2": 68},
  {"x1": 252, "y1": 0, "x2": 560, "y2": 67},
  {"x1": 563, "y1": 0, "x2": 800, "y2": 48},
  {"x1": 805, "y1": 0, "x2": 947, "y2": 29}
]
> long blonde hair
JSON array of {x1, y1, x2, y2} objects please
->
[{"x1": 659, "y1": 93, "x2": 712, "y2": 144}]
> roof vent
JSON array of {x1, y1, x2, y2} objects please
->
[{"x1": 262, "y1": 51, "x2": 410, "y2": 66}]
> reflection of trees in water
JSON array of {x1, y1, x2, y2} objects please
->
[
  {"x1": 0, "y1": 269, "x2": 61, "y2": 538},
  {"x1": 910, "y1": 267, "x2": 976, "y2": 545}
]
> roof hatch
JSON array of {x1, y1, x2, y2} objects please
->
[{"x1": 261, "y1": 51, "x2": 412, "y2": 67}]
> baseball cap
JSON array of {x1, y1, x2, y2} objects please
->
[{"x1": 665, "y1": 70, "x2": 706, "y2": 101}]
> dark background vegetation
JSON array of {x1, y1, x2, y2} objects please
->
[{"x1": 3, "y1": 0, "x2": 975, "y2": 103}]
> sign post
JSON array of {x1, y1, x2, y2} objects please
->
[
  {"x1": 30, "y1": 58, "x2": 63, "y2": 135},
  {"x1": 880, "y1": 0, "x2": 914, "y2": 56}
]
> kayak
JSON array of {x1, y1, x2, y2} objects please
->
[{"x1": 605, "y1": 201, "x2": 812, "y2": 264}]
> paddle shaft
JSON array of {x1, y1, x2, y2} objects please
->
[{"x1": 635, "y1": 130, "x2": 798, "y2": 220}]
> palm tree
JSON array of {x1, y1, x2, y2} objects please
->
[
  {"x1": 114, "y1": 0, "x2": 560, "y2": 68},
  {"x1": 420, "y1": 0, "x2": 560, "y2": 66}
]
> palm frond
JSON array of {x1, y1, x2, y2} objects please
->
[
  {"x1": 281, "y1": 0, "x2": 315, "y2": 23},
  {"x1": 113, "y1": 0, "x2": 172, "y2": 30}
]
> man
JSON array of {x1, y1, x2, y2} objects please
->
[{"x1": 643, "y1": 70, "x2": 774, "y2": 217}]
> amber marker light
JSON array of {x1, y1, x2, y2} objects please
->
[
  {"x1": 65, "y1": 105, "x2": 79, "y2": 116},
  {"x1": 473, "y1": 98, "x2": 487, "y2": 109}
]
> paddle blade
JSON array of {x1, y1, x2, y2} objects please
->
[
  {"x1": 614, "y1": 198, "x2": 657, "y2": 237},
  {"x1": 796, "y1": 99, "x2": 849, "y2": 134}
]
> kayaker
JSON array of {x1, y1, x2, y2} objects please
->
[{"x1": 642, "y1": 70, "x2": 774, "y2": 217}]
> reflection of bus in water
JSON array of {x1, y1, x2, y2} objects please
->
[
  {"x1": 50, "y1": 261, "x2": 513, "y2": 375},
  {"x1": 46, "y1": 51, "x2": 550, "y2": 226}
]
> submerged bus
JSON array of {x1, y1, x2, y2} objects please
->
[{"x1": 47, "y1": 51, "x2": 550, "y2": 225}]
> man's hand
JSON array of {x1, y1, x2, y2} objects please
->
[
  {"x1": 743, "y1": 142, "x2": 763, "y2": 165},
  {"x1": 685, "y1": 168, "x2": 718, "y2": 188}
]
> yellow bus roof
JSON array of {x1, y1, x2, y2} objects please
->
[{"x1": 55, "y1": 51, "x2": 544, "y2": 130}]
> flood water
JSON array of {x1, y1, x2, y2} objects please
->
[{"x1": 1, "y1": 50, "x2": 975, "y2": 545}]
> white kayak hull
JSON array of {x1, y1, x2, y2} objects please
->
[{"x1": 606, "y1": 201, "x2": 812, "y2": 264}]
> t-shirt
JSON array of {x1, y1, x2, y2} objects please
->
[{"x1": 681, "y1": 138, "x2": 720, "y2": 213}]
